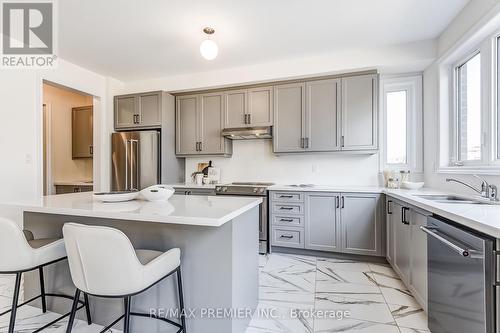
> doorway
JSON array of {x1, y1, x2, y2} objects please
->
[{"x1": 42, "y1": 82, "x2": 95, "y2": 195}]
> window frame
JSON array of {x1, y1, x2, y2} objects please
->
[
  {"x1": 451, "y1": 50, "x2": 483, "y2": 166},
  {"x1": 380, "y1": 75, "x2": 423, "y2": 174},
  {"x1": 438, "y1": 30, "x2": 499, "y2": 175}
]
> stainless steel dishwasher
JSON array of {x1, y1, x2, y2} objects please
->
[{"x1": 421, "y1": 216, "x2": 496, "y2": 333}]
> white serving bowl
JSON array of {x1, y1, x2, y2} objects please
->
[
  {"x1": 401, "y1": 181, "x2": 425, "y2": 190},
  {"x1": 139, "y1": 185, "x2": 175, "y2": 202}
]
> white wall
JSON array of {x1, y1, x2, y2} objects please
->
[
  {"x1": 423, "y1": 1, "x2": 500, "y2": 193},
  {"x1": 0, "y1": 60, "x2": 119, "y2": 204},
  {"x1": 185, "y1": 140, "x2": 381, "y2": 185}
]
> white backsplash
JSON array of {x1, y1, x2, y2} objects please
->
[{"x1": 185, "y1": 140, "x2": 382, "y2": 186}]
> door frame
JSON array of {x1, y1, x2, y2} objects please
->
[
  {"x1": 36, "y1": 78, "x2": 104, "y2": 198},
  {"x1": 43, "y1": 103, "x2": 53, "y2": 195}
]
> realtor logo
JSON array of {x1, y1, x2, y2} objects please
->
[{"x1": 1, "y1": 0, "x2": 57, "y2": 68}]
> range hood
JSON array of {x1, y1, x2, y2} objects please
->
[{"x1": 221, "y1": 126, "x2": 272, "y2": 140}]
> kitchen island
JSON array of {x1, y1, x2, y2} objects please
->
[{"x1": 0, "y1": 193, "x2": 262, "y2": 333}]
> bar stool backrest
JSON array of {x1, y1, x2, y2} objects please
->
[
  {"x1": 62, "y1": 223, "x2": 145, "y2": 296},
  {"x1": 0, "y1": 217, "x2": 40, "y2": 272}
]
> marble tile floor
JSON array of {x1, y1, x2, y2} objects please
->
[{"x1": 0, "y1": 253, "x2": 429, "y2": 332}]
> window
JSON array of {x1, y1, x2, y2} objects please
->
[
  {"x1": 386, "y1": 91, "x2": 407, "y2": 164},
  {"x1": 456, "y1": 53, "x2": 482, "y2": 163},
  {"x1": 381, "y1": 76, "x2": 423, "y2": 173}
]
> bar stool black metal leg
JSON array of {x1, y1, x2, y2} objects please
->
[
  {"x1": 38, "y1": 267, "x2": 47, "y2": 313},
  {"x1": 8, "y1": 273, "x2": 22, "y2": 333},
  {"x1": 65, "y1": 289, "x2": 81, "y2": 333},
  {"x1": 123, "y1": 296, "x2": 131, "y2": 333},
  {"x1": 83, "y1": 293, "x2": 92, "y2": 325},
  {"x1": 177, "y1": 267, "x2": 186, "y2": 332}
]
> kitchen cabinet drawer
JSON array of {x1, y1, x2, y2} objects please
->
[
  {"x1": 271, "y1": 191, "x2": 304, "y2": 202},
  {"x1": 272, "y1": 202, "x2": 304, "y2": 215},
  {"x1": 271, "y1": 226, "x2": 304, "y2": 248},
  {"x1": 272, "y1": 215, "x2": 304, "y2": 228}
]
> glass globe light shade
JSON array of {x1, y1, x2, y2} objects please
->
[{"x1": 200, "y1": 39, "x2": 218, "y2": 60}]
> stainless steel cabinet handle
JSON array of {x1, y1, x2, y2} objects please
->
[
  {"x1": 279, "y1": 195, "x2": 293, "y2": 198},
  {"x1": 420, "y1": 226, "x2": 481, "y2": 258},
  {"x1": 279, "y1": 207, "x2": 293, "y2": 210},
  {"x1": 199, "y1": 142, "x2": 202, "y2": 151},
  {"x1": 305, "y1": 138, "x2": 309, "y2": 149},
  {"x1": 300, "y1": 138, "x2": 304, "y2": 148},
  {"x1": 402, "y1": 207, "x2": 410, "y2": 225},
  {"x1": 341, "y1": 135, "x2": 345, "y2": 147},
  {"x1": 341, "y1": 196, "x2": 345, "y2": 209},
  {"x1": 136, "y1": 114, "x2": 140, "y2": 124},
  {"x1": 280, "y1": 235, "x2": 294, "y2": 239},
  {"x1": 336, "y1": 196, "x2": 340, "y2": 209},
  {"x1": 89, "y1": 145, "x2": 93, "y2": 156},
  {"x1": 248, "y1": 114, "x2": 251, "y2": 124},
  {"x1": 280, "y1": 218, "x2": 294, "y2": 222},
  {"x1": 387, "y1": 200, "x2": 393, "y2": 215}
]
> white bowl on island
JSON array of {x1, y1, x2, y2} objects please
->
[
  {"x1": 401, "y1": 181, "x2": 425, "y2": 190},
  {"x1": 139, "y1": 185, "x2": 175, "y2": 202}
]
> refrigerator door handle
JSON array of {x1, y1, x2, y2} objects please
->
[
  {"x1": 130, "y1": 139, "x2": 139, "y2": 191},
  {"x1": 125, "y1": 139, "x2": 130, "y2": 191}
]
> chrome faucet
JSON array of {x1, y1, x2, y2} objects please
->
[{"x1": 446, "y1": 175, "x2": 498, "y2": 201}]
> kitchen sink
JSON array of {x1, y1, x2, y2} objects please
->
[{"x1": 414, "y1": 194, "x2": 489, "y2": 204}]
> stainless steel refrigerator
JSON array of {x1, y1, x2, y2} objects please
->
[{"x1": 111, "y1": 131, "x2": 160, "y2": 191}]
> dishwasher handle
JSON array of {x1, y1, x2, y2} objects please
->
[{"x1": 420, "y1": 226, "x2": 481, "y2": 258}]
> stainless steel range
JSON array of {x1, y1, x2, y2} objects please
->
[{"x1": 215, "y1": 182, "x2": 274, "y2": 254}]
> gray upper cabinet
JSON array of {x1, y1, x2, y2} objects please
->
[
  {"x1": 114, "y1": 91, "x2": 162, "y2": 130},
  {"x1": 393, "y1": 202, "x2": 411, "y2": 284},
  {"x1": 223, "y1": 86, "x2": 273, "y2": 129},
  {"x1": 341, "y1": 193, "x2": 382, "y2": 256},
  {"x1": 341, "y1": 74, "x2": 378, "y2": 150},
  {"x1": 273, "y1": 83, "x2": 306, "y2": 153},
  {"x1": 72, "y1": 106, "x2": 93, "y2": 159},
  {"x1": 176, "y1": 95, "x2": 199, "y2": 155},
  {"x1": 273, "y1": 74, "x2": 377, "y2": 154},
  {"x1": 224, "y1": 89, "x2": 247, "y2": 128},
  {"x1": 115, "y1": 95, "x2": 136, "y2": 128},
  {"x1": 199, "y1": 92, "x2": 226, "y2": 154},
  {"x1": 248, "y1": 86, "x2": 273, "y2": 126},
  {"x1": 176, "y1": 93, "x2": 232, "y2": 156},
  {"x1": 305, "y1": 79, "x2": 341, "y2": 152},
  {"x1": 305, "y1": 192, "x2": 341, "y2": 252}
]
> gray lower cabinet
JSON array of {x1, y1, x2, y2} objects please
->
[
  {"x1": 386, "y1": 198, "x2": 395, "y2": 265},
  {"x1": 341, "y1": 193, "x2": 383, "y2": 256},
  {"x1": 114, "y1": 91, "x2": 162, "y2": 130},
  {"x1": 305, "y1": 192, "x2": 341, "y2": 252},
  {"x1": 393, "y1": 201, "x2": 411, "y2": 284},
  {"x1": 409, "y1": 208, "x2": 429, "y2": 312},
  {"x1": 176, "y1": 93, "x2": 232, "y2": 156},
  {"x1": 270, "y1": 190, "x2": 382, "y2": 257}
]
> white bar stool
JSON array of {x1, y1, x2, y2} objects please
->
[
  {"x1": 62, "y1": 223, "x2": 186, "y2": 333},
  {"x1": 0, "y1": 217, "x2": 91, "y2": 333}
]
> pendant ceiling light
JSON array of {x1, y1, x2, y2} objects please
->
[{"x1": 200, "y1": 27, "x2": 218, "y2": 60}]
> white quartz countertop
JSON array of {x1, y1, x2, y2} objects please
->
[
  {"x1": 1, "y1": 192, "x2": 262, "y2": 227},
  {"x1": 384, "y1": 188, "x2": 500, "y2": 238},
  {"x1": 268, "y1": 184, "x2": 384, "y2": 193}
]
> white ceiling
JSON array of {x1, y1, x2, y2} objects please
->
[{"x1": 59, "y1": 0, "x2": 469, "y2": 81}]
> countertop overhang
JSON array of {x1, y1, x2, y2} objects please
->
[{"x1": 1, "y1": 192, "x2": 262, "y2": 227}]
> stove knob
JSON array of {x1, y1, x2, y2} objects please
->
[
  {"x1": 253, "y1": 188, "x2": 258, "y2": 193},
  {"x1": 222, "y1": 187, "x2": 228, "y2": 192},
  {"x1": 259, "y1": 188, "x2": 265, "y2": 194},
  {"x1": 216, "y1": 186, "x2": 221, "y2": 191}
]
